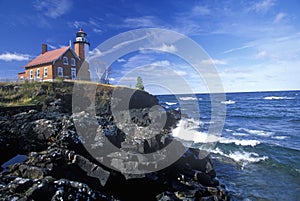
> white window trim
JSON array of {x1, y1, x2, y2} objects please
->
[
  {"x1": 63, "y1": 56, "x2": 68, "y2": 65},
  {"x1": 71, "y1": 68, "x2": 76, "y2": 80},
  {"x1": 44, "y1": 67, "x2": 48, "y2": 77},
  {"x1": 30, "y1": 70, "x2": 33, "y2": 79},
  {"x1": 58, "y1": 67, "x2": 63, "y2": 77},
  {"x1": 37, "y1": 68, "x2": 40, "y2": 78},
  {"x1": 71, "y1": 58, "x2": 76, "y2": 66}
]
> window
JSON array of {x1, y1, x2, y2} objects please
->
[
  {"x1": 44, "y1": 67, "x2": 48, "y2": 77},
  {"x1": 30, "y1": 70, "x2": 33, "y2": 79},
  {"x1": 71, "y1": 68, "x2": 76, "y2": 80},
  {"x1": 58, "y1": 67, "x2": 63, "y2": 77},
  {"x1": 71, "y1": 58, "x2": 76, "y2": 66},
  {"x1": 36, "y1": 68, "x2": 40, "y2": 77},
  {"x1": 63, "y1": 56, "x2": 68, "y2": 65}
]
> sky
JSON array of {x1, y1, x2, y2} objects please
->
[{"x1": 0, "y1": 0, "x2": 300, "y2": 94}]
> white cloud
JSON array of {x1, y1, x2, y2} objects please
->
[
  {"x1": 154, "y1": 44, "x2": 177, "y2": 53},
  {"x1": 117, "y1": 58, "x2": 126, "y2": 63},
  {"x1": 223, "y1": 44, "x2": 255, "y2": 54},
  {"x1": 123, "y1": 54, "x2": 154, "y2": 68},
  {"x1": 123, "y1": 16, "x2": 159, "y2": 28},
  {"x1": 150, "y1": 60, "x2": 171, "y2": 67},
  {"x1": 273, "y1": 12, "x2": 287, "y2": 23},
  {"x1": 174, "y1": 70, "x2": 187, "y2": 76},
  {"x1": 47, "y1": 44, "x2": 56, "y2": 50},
  {"x1": 71, "y1": 20, "x2": 88, "y2": 29},
  {"x1": 201, "y1": 59, "x2": 227, "y2": 65},
  {"x1": 250, "y1": 0, "x2": 276, "y2": 13},
  {"x1": 89, "y1": 48, "x2": 103, "y2": 57},
  {"x1": 192, "y1": 6, "x2": 210, "y2": 16},
  {"x1": 33, "y1": 0, "x2": 72, "y2": 18},
  {"x1": 93, "y1": 28, "x2": 102, "y2": 33},
  {"x1": 0, "y1": 52, "x2": 30, "y2": 62},
  {"x1": 256, "y1": 51, "x2": 268, "y2": 59}
]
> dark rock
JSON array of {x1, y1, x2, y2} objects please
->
[
  {"x1": 8, "y1": 177, "x2": 33, "y2": 194},
  {"x1": 72, "y1": 154, "x2": 110, "y2": 186},
  {"x1": 156, "y1": 191, "x2": 181, "y2": 201},
  {"x1": 36, "y1": 88, "x2": 46, "y2": 96},
  {"x1": 23, "y1": 166, "x2": 47, "y2": 179},
  {"x1": 0, "y1": 83, "x2": 230, "y2": 200}
]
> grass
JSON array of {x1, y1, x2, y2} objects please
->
[
  {"x1": 0, "y1": 79, "x2": 141, "y2": 108},
  {"x1": 0, "y1": 80, "x2": 112, "y2": 107},
  {"x1": 0, "y1": 81, "x2": 55, "y2": 107}
]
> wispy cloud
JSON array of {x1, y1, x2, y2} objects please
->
[
  {"x1": 69, "y1": 18, "x2": 104, "y2": 34},
  {"x1": 250, "y1": 0, "x2": 276, "y2": 13},
  {"x1": 117, "y1": 58, "x2": 126, "y2": 63},
  {"x1": 255, "y1": 51, "x2": 268, "y2": 59},
  {"x1": 192, "y1": 6, "x2": 211, "y2": 16},
  {"x1": 122, "y1": 54, "x2": 155, "y2": 68},
  {"x1": 150, "y1": 60, "x2": 171, "y2": 67},
  {"x1": 170, "y1": 4, "x2": 212, "y2": 35},
  {"x1": 33, "y1": 0, "x2": 72, "y2": 18},
  {"x1": 47, "y1": 44, "x2": 57, "y2": 50},
  {"x1": 71, "y1": 20, "x2": 88, "y2": 29},
  {"x1": 0, "y1": 52, "x2": 30, "y2": 62},
  {"x1": 273, "y1": 12, "x2": 287, "y2": 23},
  {"x1": 201, "y1": 59, "x2": 227, "y2": 65},
  {"x1": 154, "y1": 44, "x2": 177, "y2": 53},
  {"x1": 174, "y1": 70, "x2": 188, "y2": 76},
  {"x1": 224, "y1": 44, "x2": 255, "y2": 54},
  {"x1": 93, "y1": 28, "x2": 102, "y2": 33},
  {"x1": 123, "y1": 16, "x2": 160, "y2": 28}
]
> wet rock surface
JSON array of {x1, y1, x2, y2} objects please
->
[{"x1": 0, "y1": 83, "x2": 229, "y2": 201}]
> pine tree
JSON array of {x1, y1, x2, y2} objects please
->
[{"x1": 136, "y1": 76, "x2": 144, "y2": 91}]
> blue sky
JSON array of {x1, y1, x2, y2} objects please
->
[{"x1": 0, "y1": 0, "x2": 300, "y2": 93}]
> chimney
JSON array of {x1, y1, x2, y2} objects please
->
[{"x1": 42, "y1": 44, "x2": 48, "y2": 54}]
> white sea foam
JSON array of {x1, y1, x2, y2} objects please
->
[
  {"x1": 172, "y1": 119, "x2": 219, "y2": 143},
  {"x1": 165, "y1": 102, "x2": 177, "y2": 106},
  {"x1": 238, "y1": 128, "x2": 274, "y2": 137},
  {"x1": 263, "y1": 96, "x2": 295, "y2": 100},
  {"x1": 219, "y1": 138, "x2": 260, "y2": 146},
  {"x1": 179, "y1": 97, "x2": 198, "y2": 101},
  {"x1": 271, "y1": 136, "x2": 288, "y2": 140},
  {"x1": 172, "y1": 119, "x2": 263, "y2": 146},
  {"x1": 221, "y1": 100, "x2": 235, "y2": 105},
  {"x1": 228, "y1": 151, "x2": 268, "y2": 163},
  {"x1": 210, "y1": 148, "x2": 268, "y2": 165},
  {"x1": 232, "y1": 132, "x2": 249, "y2": 136}
]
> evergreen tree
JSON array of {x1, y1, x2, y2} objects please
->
[{"x1": 136, "y1": 76, "x2": 144, "y2": 91}]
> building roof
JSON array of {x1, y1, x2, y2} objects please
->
[{"x1": 24, "y1": 46, "x2": 70, "y2": 68}]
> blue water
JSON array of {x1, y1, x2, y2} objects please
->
[{"x1": 157, "y1": 91, "x2": 300, "y2": 201}]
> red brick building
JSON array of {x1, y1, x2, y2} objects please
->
[{"x1": 19, "y1": 28, "x2": 90, "y2": 81}]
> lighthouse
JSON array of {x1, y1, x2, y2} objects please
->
[{"x1": 74, "y1": 28, "x2": 90, "y2": 61}]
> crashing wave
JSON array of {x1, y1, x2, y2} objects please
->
[
  {"x1": 237, "y1": 128, "x2": 274, "y2": 137},
  {"x1": 221, "y1": 100, "x2": 235, "y2": 105},
  {"x1": 172, "y1": 119, "x2": 219, "y2": 143},
  {"x1": 179, "y1": 97, "x2": 198, "y2": 101},
  {"x1": 219, "y1": 138, "x2": 260, "y2": 147},
  {"x1": 165, "y1": 102, "x2": 177, "y2": 106},
  {"x1": 263, "y1": 96, "x2": 295, "y2": 100},
  {"x1": 210, "y1": 148, "x2": 268, "y2": 167}
]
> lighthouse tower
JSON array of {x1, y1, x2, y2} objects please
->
[{"x1": 74, "y1": 28, "x2": 90, "y2": 61}]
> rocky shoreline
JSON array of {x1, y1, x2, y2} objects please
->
[{"x1": 0, "y1": 82, "x2": 229, "y2": 201}]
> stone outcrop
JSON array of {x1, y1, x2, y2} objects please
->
[{"x1": 0, "y1": 82, "x2": 229, "y2": 201}]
